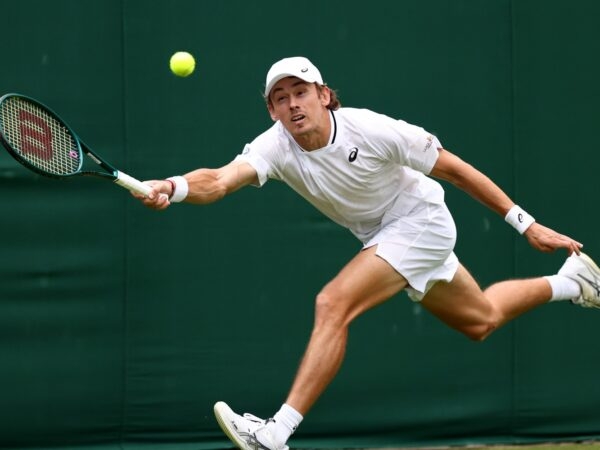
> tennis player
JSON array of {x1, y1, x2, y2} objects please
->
[{"x1": 138, "y1": 57, "x2": 600, "y2": 450}]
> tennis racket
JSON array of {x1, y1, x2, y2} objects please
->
[{"x1": 0, "y1": 93, "x2": 152, "y2": 197}]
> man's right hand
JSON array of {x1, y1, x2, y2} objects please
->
[{"x1": 132, "y1": 180, "x2": 172, "y2": 210}]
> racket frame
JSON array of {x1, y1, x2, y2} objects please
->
[{"x1": 0, "y1": 93, "x2": 152, "y2": 197}]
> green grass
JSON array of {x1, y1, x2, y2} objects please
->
[
  {"x1": 353, "y1": 443, "x2": 600, "y2": 450},
  {"x1": 466, "y1": 445, "x2": 600, "y2": 450}
]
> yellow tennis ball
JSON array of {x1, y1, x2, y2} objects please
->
[{"x1": 169, "y1": 51, "x2": 195, "y2": 77}]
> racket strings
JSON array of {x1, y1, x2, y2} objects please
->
[{"x1": 0, "y1": 97, "x2": 81, "y2": 176}]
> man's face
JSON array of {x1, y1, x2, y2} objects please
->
[{"x1": 267, "y1": 76, "x2": 330, "y2": 139}]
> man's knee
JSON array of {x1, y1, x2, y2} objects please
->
[
  {"x1": 462, "y1": 320, "x2": 499, "y2": 342},
  {"x1": 314, "y1": 290, "x2": 350, "y2": 328}
]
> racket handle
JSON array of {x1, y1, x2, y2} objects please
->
[{"x1": 114, "y1": 171, "x2": 153, "y2": 197}]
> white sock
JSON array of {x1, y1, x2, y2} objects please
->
[
  {"x1": 267, "y1": 404, "x2": 303, "y2": 446},
  {"x1": 544, "y1": 275, "x2": 581, "y2": 301}
]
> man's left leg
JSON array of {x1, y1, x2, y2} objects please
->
[
  {"x1": 421, "y1": 252, "x2": 600, "y2": 341},
  {"x1": 421, "y1": 264, "x2": 552, "y2": 341}
]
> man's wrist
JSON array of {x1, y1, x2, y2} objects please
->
[
  {"x1": 505, "y1": 205, "x2": 535, "y2": 234},
  {"x1": 166, "y1": 176, "x2": 189, "y2": 203}
]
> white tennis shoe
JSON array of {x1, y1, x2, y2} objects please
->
[
  {"x1": 214, "y1": 401, "x2": 288, "y2": 450},
  {"x1": 558, "y1": 252, "x2": 600, "y2": 308}
]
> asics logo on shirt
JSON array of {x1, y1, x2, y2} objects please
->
[{"x1": 348, "y1": 147, "x2": 359, "y2": 162}]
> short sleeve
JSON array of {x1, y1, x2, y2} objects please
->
[
  {"x1": 387, "y1": 119, "x2": 441, "y2": 174},
  {"x1": 348, "y1": 109, "x2": 441, "y2": 175},
  {"x1": 406, "y1": 131, "x2": 442, "y2": 174},
  {"x1": 234, "y1": 145, "x2": 271, "y2": 187},
  {"x1": 233, "y1": 124, "x2": 284, "y2": 187}
]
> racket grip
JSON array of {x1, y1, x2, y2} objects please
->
[{"x1": 114, "y1": 171, "x2": 153, "y2": 197}]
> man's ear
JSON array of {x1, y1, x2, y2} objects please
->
[
  {"x1": 319, "y1": 85, "x2": 331, "y2": 107},
  {"x1": 267, "y1": 102, "x2": 278, "y2": 122}
]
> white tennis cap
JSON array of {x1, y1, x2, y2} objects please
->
[{"x1": 264, "y1": 56, "x2": 324, "y2": 97}]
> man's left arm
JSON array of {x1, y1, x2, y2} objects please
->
[{"x1": 430, "y1": 148, "x2": 582, "y2": 255}]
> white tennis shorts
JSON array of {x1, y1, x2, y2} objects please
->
[{"x1": 364, "y1": 200, "x2": 459, "y2": 301}]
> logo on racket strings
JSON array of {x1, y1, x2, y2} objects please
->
[{"x1": 19, "y1": 110, "x2": 53, "y2": 161}]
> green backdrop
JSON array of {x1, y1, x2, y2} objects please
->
[{"x1": 1, "y1": 0, "x2": 599, "y2": 449}]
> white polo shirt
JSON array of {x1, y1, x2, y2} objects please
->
[{"x1": 235, "y1": 107, "x2": 445, "y2": 244}]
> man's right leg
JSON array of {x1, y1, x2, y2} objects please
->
[
  {"x1": 214, "y1": 245, "x2": 409, "y2": 450},
  {"x1": 283, "y1": 244, "x2": 410, "y2": 415}
]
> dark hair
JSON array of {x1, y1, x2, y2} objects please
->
[{"x1": 265, "y1": 82, "x2": 341, "y2": 110}]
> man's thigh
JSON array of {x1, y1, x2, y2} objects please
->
[
  {"x1": 420, "y1": 264, "x2": 497, "y2": 337},
  {"x1": 322, "y1": 245, "x2": 410, "y2": 321}
]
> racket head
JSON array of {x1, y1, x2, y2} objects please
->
[{"x1": 0, "y1": 93, "x2": 83, "y2": 178}]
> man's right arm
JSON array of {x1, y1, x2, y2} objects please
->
[
  {"x1": 184, "y1": 160, "x2": 259, "y2": 204},
  {"x1": 140, "y1": 160, "x2": 259, "y2": 209}
]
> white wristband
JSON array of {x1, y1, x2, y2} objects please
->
[
  {"x1": 504, "y1": 205, "x2": 535, "y2": 234},
  {"x1": 166, "y1": 176, "x2": 189, "y2": 203}
]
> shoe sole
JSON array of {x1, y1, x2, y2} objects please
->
[
  {"x1": 214, "y1": 401, "x2": 251, "y2": 450},
  {"x1": 577, "y1": 252, "x2": 600, "y2": 308}
]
